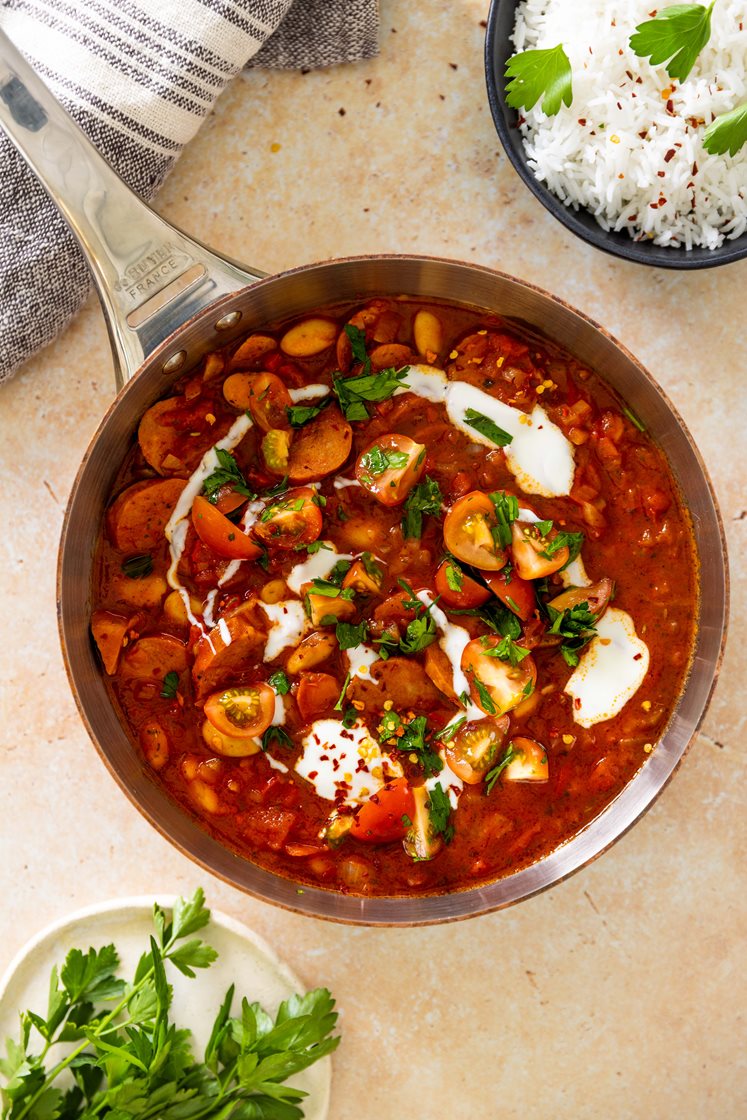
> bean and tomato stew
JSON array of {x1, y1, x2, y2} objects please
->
[{"x1": 92, "y1": 299, "x2": 698, "y2": 896}]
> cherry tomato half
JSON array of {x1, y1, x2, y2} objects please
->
[
  {"x1": 350, "y1": 778, "x2": 415, "y2": 844},
  {"x1": 355, "y1": 433, "x2": 426, "y2": 507},
  {"x1": 443, "y1": 491, "x2": 506, "y2": 571},
  {"x1": 434, "y1": 559, "x2": 491, "y2": 609},
  {"x1": 511, "y1": 519, "x2": 569, "y2": 580},
  {"x1": 246, "y1": 372, "x2": 293, "y2": 432},
  {"x1": 481, "y1": 566, "x2": 536, "y2": 621},
  {"x1": 461, "y1": 636, "x2": 537, "y2": 716},
  {"x1": 253, "y1": 486, "x2": 323, "y2": 549},
  {"x1": 444, "y1": 715, "x2": 510, "y2": 784},
  {"x1": 204, "y1": 683, "x2": 276, "y2": 739},
  {"x1": 191, "y1": 496, "x2": 262, "y2": 561}
]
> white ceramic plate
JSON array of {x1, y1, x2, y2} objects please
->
[{"x1": 0, "y1": 896, "x2": 331, "y2": 1118}]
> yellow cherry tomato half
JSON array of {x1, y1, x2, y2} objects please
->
[
  {"x1": 355, "y1": 434, "x2": 426, "y2": 507},
  {"x1": 204, "y1": 684, "x2": 276, "y2": 739},
  {"x1": 443, "y1": 491, "x2": 506, "y2": 571}
]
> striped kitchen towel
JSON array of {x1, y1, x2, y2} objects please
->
[{"x1": 0, "y1": 0, "x2": 379, "y2": 384}]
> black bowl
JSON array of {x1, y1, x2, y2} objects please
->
[{"x1": 484, "y1": 0, "x2": 747, "y2": 269}]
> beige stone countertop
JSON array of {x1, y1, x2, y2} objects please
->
[{"x1": 1, "y1": 2, "x2": 745, "y2": 1116}]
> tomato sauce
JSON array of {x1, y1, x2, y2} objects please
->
[{"x1": 92, "y1": 299, "x2": 698, "y2": 896}]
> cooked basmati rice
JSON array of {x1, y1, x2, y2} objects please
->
[{"x1": 512, "y1": 0, "x2": 747, "y2": 249}]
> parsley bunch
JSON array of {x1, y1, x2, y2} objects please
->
[{"x1": 0, "y1": 889, "x2": 339, "y2": 1120}]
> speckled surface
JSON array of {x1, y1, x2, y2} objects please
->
[{"x1": 1, "y1": 2, "x2": 746, "y2": 1116}]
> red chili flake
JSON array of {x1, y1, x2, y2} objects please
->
[
  {"x1": 692, "y1": 161, "x2": 698, "y2": 175},
  {"x1": 332, "y1": 758, "x2": 340, "y2": 771},
  {"x1": 666, "y1": 99, "x2": 674, "y2": 114},
  {"x1": 578, "y1": 118, "x2": 587, "y2": 126},
  {"x1": 319, "y1": 754, "x2": 329, "y2": 761},
  {"x1": 650, "y1": 202, "x2": 659, "y2": 210},
  {"x1": 638, "y1": 130, "x2": 648, "y2": 139},
  {"x1": 575, "y1": 698, "x2": 582, "y2": 709},
  {"x1": 633, "y1": 653, "x2": 643, "y2": 661},
  {"x1": 308, "y1": 770, "x2": 318, "y2": 780},
  {"x1": 658, "y1": 171, "x2": 666, "y2": 178},
  {"x1": 664, "y1": 148, "x2": 676, "y2": 162}
]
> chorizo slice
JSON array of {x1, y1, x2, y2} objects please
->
[
  {"x1": 347, "y1": 657, "x2": 445, "y2": 714},
  {"x1": 192, "y1": 602, "x2": 268, "y2": 698},
  {"x1": 287, "y1": 405, "x2": 352, "y2": 482},
  {"x1": 138, "y1": 398, "x2": 233, "y2": 475},
  {"x1": 107, "y1": 478, "x2": 187, "y2": 552},
  {"x1": 119, "y1": 634, "x2": 188, "y2": 682}
]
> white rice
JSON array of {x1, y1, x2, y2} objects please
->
[{"x1": 512, "y1": 0, "x2": 747, "y2": 248}]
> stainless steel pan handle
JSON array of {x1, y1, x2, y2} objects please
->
[{"x1": 0, "y1": 28, "x2": 265, "y2": 387}]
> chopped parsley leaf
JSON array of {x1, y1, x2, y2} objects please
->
[
  {"x1": 480, "y1": 635, "x2": 530, "y2": 667},
  {"x1": 121, "y1": 553, "x2": 153, "y2": 579},
  {"x1": 378, "y1": 710, "x2": 402, "y2": 740},
  {"x1": 202, "y1": 448, "x2": 255, "y2": 504},
  {"x1": 445, "y1": 562, "x2": 463, "y2": 592},
  {"x1": 401, "y1": 476, "x2": 443, "y2": 539},
  {"x1": 361, "y1": 551, "x2": 384, "y2": 581},
  {"x1": 485, "y1": 743, "x2": 517, "y2": 794},
  {"x1": 546, "y1": 600, "x2": 597, "y2": 665},
  {"x1": 426, "y1": 784, "x2": 454, "y2": 842},
  {"x1": 261, "y1": 725, "x2": 293, "y2": 751},
  {"x1": 268, "y1": 670, "x2": 290, "y2": 695},
  {"x1": 344, "y1": 323, "x2": 371, "y2": 374},
  {"x1": 334, "y1": 672, "x2": 351, "y2": 711},
  {"x1": 359, "y1": 444, "x2": 409, "y2": 480},
  {"x1": 470, "y1": 672, "x2": 497, "y2": 715},
  {"x1": 336, "y1": 620, "x2": 369, "y2": 650},
  {"x1": 398, "y1": 716, "x2": 443, "y2": 776},
  {"x1": 160, "y1": 671, "x2": 179, "y2": 700},
  {"x1": 332, "y1": 365, "x2": 409, "y2": 422},
  {"x1": 341, "y1": 705, "x2": 358, "y2": 728},
  {"x1": 287, "y1": 399, "x2": 329, "y2": 427},
  {"x1": 304, "y1": 540, "x2": 333, "y2": 555},
  {"x1": 435, "y1": 715, "x2": 467, "y2": 742},
  {"x1": 489, "y1": 490, "x2": 519, "y2": 549},
  {"x1": 463, "y1": 408, "x2": 513, "y2": 447},
  {"x1": 452, "y1": 600, "x2": 522, "y2": 640},
  {"x1": 542, "y1": 529, "x2": 585, "y2": 562}
]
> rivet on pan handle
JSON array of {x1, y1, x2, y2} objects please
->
[{"x1": 0, "y1": 29, "x2": 265, "y2": 389}]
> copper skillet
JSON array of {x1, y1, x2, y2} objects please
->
[{"x1": 0, "y1": 31, "x2": 728, "y2": 926}]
